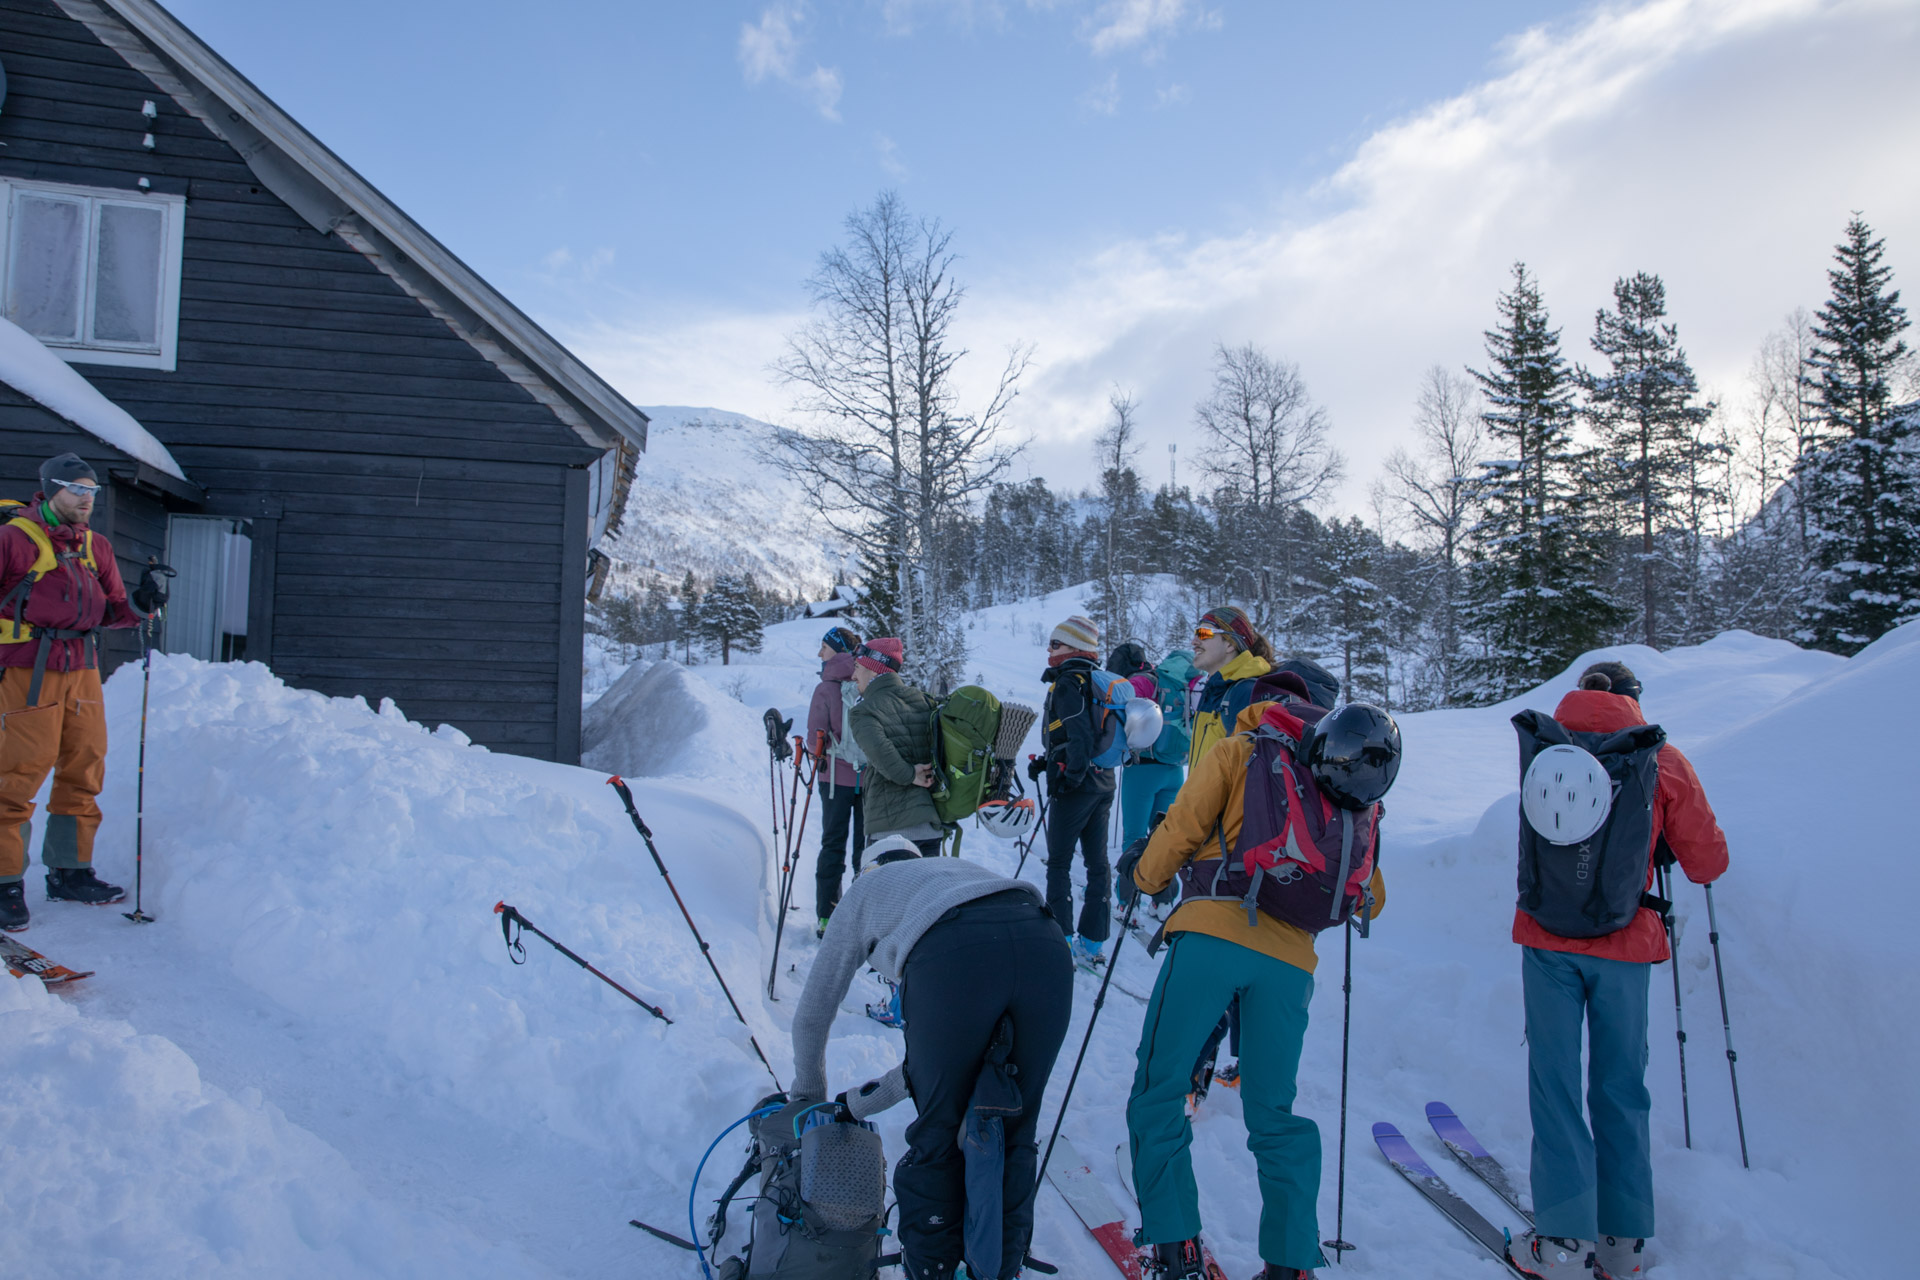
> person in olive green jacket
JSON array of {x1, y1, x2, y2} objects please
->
[{"x1": 845, "y1": 638, "x2": 945, "y2": 856}]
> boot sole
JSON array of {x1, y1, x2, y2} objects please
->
[{"x1": 46, "y1": 893, "x2": 127, "y2": 906}]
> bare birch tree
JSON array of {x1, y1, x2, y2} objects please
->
[
  {"x1": 772, "y1": 192, "x2": 1026, "y2": 687},
  {"x1": 1379, "y1": 366, "x2": 1483, "y2": 701}
]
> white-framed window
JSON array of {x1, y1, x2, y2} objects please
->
[{"x1": 0, "y1": 178, "x2": 186, "y2": 371}]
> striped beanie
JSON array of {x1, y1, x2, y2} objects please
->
[
  {"x1": 1050, "y1": 614, "x2": 1100, "y2": 654},
  {"x1": 855, "y1": 637, "x2": 904, "y2": 675},
  {"x1": 1198, "y1": 605, "x2": 1257, "y2": 653}
]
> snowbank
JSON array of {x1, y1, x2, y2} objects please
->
[
  {"x1": 581, "y1": 657, "x2": 766, "y2": 781},
  {"x1": 0, "y1": 314, "x2": 187, "y2": 480}
]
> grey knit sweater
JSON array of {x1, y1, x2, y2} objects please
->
[{"x1": 790, "y1": 857, "x2": 1043, "y2": 1113}]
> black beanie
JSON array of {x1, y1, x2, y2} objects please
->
[
  {"x1": 40, "y1": 453, "x2": 98, "y2": 491},
  {"x1": 1580, "y1": 660, "x2": 1643, "y2": 701}
]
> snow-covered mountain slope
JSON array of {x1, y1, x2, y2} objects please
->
[
  {"x1": 607, "y1": 405, "x2": 849, "y2": 597},
  {"x1": 2, "y1": 599, "x2": 1903, "y2": 1278}
]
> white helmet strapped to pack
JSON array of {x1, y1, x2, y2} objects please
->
[
  {"x1": 1122, "y1": 696, "x2": 1164, "y2": 750},
  {"x1": 975, "y1": 796, "x2": 1036, "y2": 840},
  {"x1": 1521, "y1": 743, "x2": 1614, "y2": 845}
]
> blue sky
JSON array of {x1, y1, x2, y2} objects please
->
[{"x1": 169, "y1": 0, "x2": 1920, "y2": 511}]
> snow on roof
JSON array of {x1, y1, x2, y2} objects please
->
[{"x1": 0, "y1": 316, "x2": 188, "y2": 481}]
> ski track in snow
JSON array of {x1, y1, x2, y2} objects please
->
[{"x1": 1, "y1": 582, "x2": 1902, "y2": 1279}]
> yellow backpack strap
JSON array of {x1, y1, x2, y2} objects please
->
[{"x1": 1, "y1": 516, "x2": 57, "y2": 645}]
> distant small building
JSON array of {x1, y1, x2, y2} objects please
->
[
  {"x1": 805, "y1": 584, "x2": 861, "y2": 619},
  {"x1": 0, "y1": 0, "x2": 647, "y2": 763}
]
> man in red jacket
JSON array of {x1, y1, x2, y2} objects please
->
[
  {"x1": 1510, "y1": 660, "x2": 1729, "y2": 1279},
  {"x1": 0, "y1": 454, "x2": 151, "y2": 931}
]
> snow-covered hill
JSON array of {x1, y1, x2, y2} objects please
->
[
  {"x1": 2, "y1": 596, "x2": 1905, "y2": 1278},
  {"x1": 607, "y1": 406, "x2": 849, "y2": 597}
]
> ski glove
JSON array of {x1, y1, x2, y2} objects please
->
[
  {"x1": 132, "y1": 562, "x2": 174, "y2": 615},
  {"x1": 1114, "y1": 838, "x2": 1149, "y2": 906},
  {"x1": 1026, "y1": 755, "x2": 1047, "y2": 783},
  {"x1": 838, "y1": 1068, "x2": 910, "y2": 1121}
]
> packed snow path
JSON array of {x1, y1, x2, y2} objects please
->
[{"x1": 3, "y1": 589, "x2": 1907, "y2": 1278}]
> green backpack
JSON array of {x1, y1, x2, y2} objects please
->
[{"x1": 929, "y1": 686, "x2": 1004, "y2": 825}]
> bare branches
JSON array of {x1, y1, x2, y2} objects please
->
[{"x1": 1194, "y1": 342, "x2": 1343, "y2": 513}]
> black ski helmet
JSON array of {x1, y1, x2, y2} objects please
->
[{"x1": 1304, "y1": 703, "x2": 1402, "y2": 810}]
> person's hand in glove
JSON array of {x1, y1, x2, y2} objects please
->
[
  {"x1": 834, "y1": 1069, "x2": 910, "y2": 1121},
  {"x1": 131, "y1": 561, "x2": 174, "y2": 615},
  {"x1": 1114, "y1": 837, "x2": 1148, "y2": 906},
  {"x1": 1026, "y1": 755, "x2": 1047, "y2": 783}
]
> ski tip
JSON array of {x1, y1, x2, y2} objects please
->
[
  {"x1": 1426, "y1": 1101, "x2": 1456, "y2": 1119},
  {"x1": 1370, "y1": 1121, "x2": 1402, "y2": 1139}
]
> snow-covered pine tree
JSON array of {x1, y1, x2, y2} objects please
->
[
  {"x1": 1464, "y1": 264, "x2": 1623, "y2": 701},
  {"x1": 1317, "y1": 516, "x2": 1391, "y2": 705},
  {"x1": 700, "y1": 574, "x2": 764, "y2": 665},
  {"x1": 1796, "y1": 216, "x2": 1918, "y2": 653},
  {"x1": 1580, "y1": 272, "x2": 1716, "y2": 648},
  {"x1": 1089, "y1": 390, "x2": 1148, "y2": 643},
  {"x1": 677, "y1": 571, "x2": 702, "y2": 664}
]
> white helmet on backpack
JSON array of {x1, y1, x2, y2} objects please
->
[
  {"x1": 975, "y1": 797, "x2": 1036, "y2": 841},
  {"x1": 1521, "y1": 744, "x2": 1613, "y2": 845},
  {"x1": 1122, "y1": 697, "x2": 1164, "y2": 750}
]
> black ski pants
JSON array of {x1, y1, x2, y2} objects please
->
[
  {"x1": 812, "y1": 781, "x2": 865, "y2": 919},
  {"x1": 1044, "y1": 774, "x2": 1115, "y2": 943},
  {"x1": 896, "y1": 891, "x2": 1073, "y2": 1280}
]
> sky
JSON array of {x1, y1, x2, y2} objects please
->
[{"x1": 166, "y1": 0, "x2": 1920, "y2": 514}]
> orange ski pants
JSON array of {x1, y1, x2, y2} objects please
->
[{"x1": 0, "y1": 666, "x2": 107, "y2": 881}]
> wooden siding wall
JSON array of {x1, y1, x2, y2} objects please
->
[
  {"x1": 0, "y1": 389, "x2": 167, "y2": 674},
  {"x1": 0, "y1": 0, "x2": 600, "y2": 759}
]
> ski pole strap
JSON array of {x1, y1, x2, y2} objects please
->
[{"x1": 494, "y1": 900, "x2": 528, "y2": 963}]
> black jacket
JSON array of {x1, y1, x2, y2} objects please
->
[{"x1": 1040, "y1": 658, "x2": 1115, "y2": 796}]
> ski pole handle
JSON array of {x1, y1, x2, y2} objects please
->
[{"x1": 606, "y1": 775, "x2": 653, "y2": 839}]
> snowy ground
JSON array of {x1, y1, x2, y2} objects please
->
[{"x1": 2, "y1": 588, "x2": 1904, "y2": 1278}]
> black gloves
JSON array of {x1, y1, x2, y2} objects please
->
[
  {"x1": 1026, "y1": 755, "x2": 1047, "y2": 783},
  {"x1": 131, "y1": 561, "x2": 174, "y2": 615},
  {"x1": 1115, "y1": 838, "x2": 1147, "y2": 905}
]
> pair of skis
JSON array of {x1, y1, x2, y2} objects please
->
[
  {"x1": 1374, "y1": 1102, "x2": 1533, "y2": 1273},
  {"x1": 1, "y1": 934, "x2": 92, "y2": 985}
]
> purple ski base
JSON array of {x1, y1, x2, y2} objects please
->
[
  {"x1": 1426, "y1": 1102, "x2": 1534, "y2": 1225},
  {"x1": 1372, "y1": 1122, "x2": 1522, "y2": 1273}
]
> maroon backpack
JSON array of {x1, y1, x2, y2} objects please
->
[{"x1": 1177, "y1": 699, "x2": 1381, "y2": 935}]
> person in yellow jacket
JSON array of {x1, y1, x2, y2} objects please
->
[
  {"x1": 1124, "y1": 694, "x2": 1392, "y2": 1280},
  {"x1": 1186, "y1": 605, "x2": 1274, "y2": 770}
]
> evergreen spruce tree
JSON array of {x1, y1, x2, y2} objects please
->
[
  {"x1": 1580, "y1": 272, "x2": 1715, "y2": 648},
  {"x1": 677, "y1": 571, "x2": 702, "y2": 664},
  {"x1": 854, "y1": 547, "x2": 905, "y2": 643},
  {"x1": 1317, "y1": 516, "x2": 1391, "y2": 705},
  {"x1": 701, "y1": 574, "x2": 765, "y2": 665},
  {"x1": 1797, "y1": 216, "x2": 1918, "y2": 653},
  {"x1": 1464, "y1": 264, "x2": 1623, "y2": 700}
]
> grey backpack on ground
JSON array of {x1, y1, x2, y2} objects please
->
[
  {"x1": 1511, "y1": 709, "x2": 1665, "y2": 939},
  {"x1": 714, "y1": 1097, "x2": 890, "y2": 1279}
]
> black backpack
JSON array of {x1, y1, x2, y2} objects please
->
[
  {"x1": 712, "y1": 1098, "x2": 890, "y2": 1279},
  {"x1": 1511, "y1": 710, "x2": 1666, "y2": 939}
]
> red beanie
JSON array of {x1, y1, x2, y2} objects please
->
[{"x1": 855, "y1": 637, "x2": 904, "y2": 675}]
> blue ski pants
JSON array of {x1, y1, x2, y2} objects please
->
[
  {"x1": 1119, "y1": 760, "x2": 1185, "y2": 858},
  {"x1": 1127, "y1": 931, "x2": 1324, "y2": 1270},
  {"x1": 1523, "y1": 946, "x2": 1655, "y2": 1241}
]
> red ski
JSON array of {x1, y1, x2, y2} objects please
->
[
  {"x1": 1047, "y1": 1135, "x2": 1150, "y2": 1278},
  {"x1": 1, "y1": 934, "x2": 93, "y2": 985}
]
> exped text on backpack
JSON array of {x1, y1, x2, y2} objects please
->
[
  {"x1": 1177, "y1": 700, "x2": 1380, "y2": 935},
  {"x1": 713, "y1": 1099, "x2": 890, "y2": 1280},
  {"x1": 1511, "y1": 709, "x2": 1665, "y2": 939}
]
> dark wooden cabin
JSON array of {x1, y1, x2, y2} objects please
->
[{"x1": 0, "y1": 0, "x2": 645, "y2": 763}]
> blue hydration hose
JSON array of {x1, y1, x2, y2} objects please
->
[{"x1": 691, "y1": 1103, "x2": 783, "y2": 1280}]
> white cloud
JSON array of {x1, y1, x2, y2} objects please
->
[
  {"x1": 1155, "y1": 82, "x2": 1189, "y2": 108},
  {"x1": 578, "y1": 0, "x2": 1920, "y2": 514},
  {"x1": 1084, "y1": 0, "x2": 1219, "y2": 57},
  {"x1": 1081, "y1": 70, "x2": 1122, "y2": 114},
  {"x1": 739, "y1": 3, "x2": 844, "y2": 121},
  {"x1": 875, "y1": 133, "x2": 910, "y2": 179}
]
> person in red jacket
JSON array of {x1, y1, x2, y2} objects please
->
[
  {"x1": 1510, "y1": 660, "x2": 1729, "y2": 1280},
  {"x1": 807, "y1": 624, "x2": 865, "y2": 934},
  {"x1": 0, "y1": 454, "x2": 152, "y2": 931}
]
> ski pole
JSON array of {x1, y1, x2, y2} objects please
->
[
  {"x1": 1657, "y1": 862, "x2": 1691, "y2": 1148},
  {"x1": 1037, "y1": 893, "x2": 1141, "y2": 1193},
  {"x1": 1014, "y1": 762, "x2": 1049, "y2": 879},
  {"x1": 492, "y1": 901, "x2": 672, "y2": 1023},
  {"x1": 1323, "y1": 915, "x2": 1357, "y2": 1263},
  {"x1": 767, "y1": 739, "x2": 818, "y2": 1000},
  {"x1": 1703, "y1": 883, "x2": 1750, "y2": 1168},
  {"x1": 123, "y1": 613, "x2": 160, "y2": 924},
  {"x1": 606, "y1": 776, "x2": 782, "y2": 1088}
]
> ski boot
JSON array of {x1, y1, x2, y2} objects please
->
[
  {"x1": 815, "y1": 917, "x2": 830, "y2": 939},
  {"x1": 45, "y1": 866, "x2": 125, "y2": 906},
  {"x1": 1255, "y1": 1267, "x2": 1316, "y2": 1279},
  {"x1": 1185, "y1": 1060, "x2": 1215, "y2": 1117},
  {"x1": 0, "y1": 881, "x2": 28, "y2": 932},
  {"x1": 1150, "y1": 1237, "x2": 1210, "y2": 1280},
  {"x1": 1214, "y1": 1060, "x2": 1241, "y2": 1089},
  {"x1": 1070, "y1": 935, "x2": 1105, "y2": 972},
  {"x1": 1594, "y1": 1236, "x2": 1644, "y2": 1278},
  {"x1": 1509, "y1": 1230, "x2": 1596, "y2": 1276}
]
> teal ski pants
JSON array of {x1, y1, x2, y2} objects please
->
[
  {"x1": 1119, "y1": 761, "x2": 1185, "y2": 858},
  {"x1": 1126, "y1": 931, "x2": 1324, "y2": 1270},
  {"x1": 1523, "y1": 946, "x2": 1655, "y2": 1240}
]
